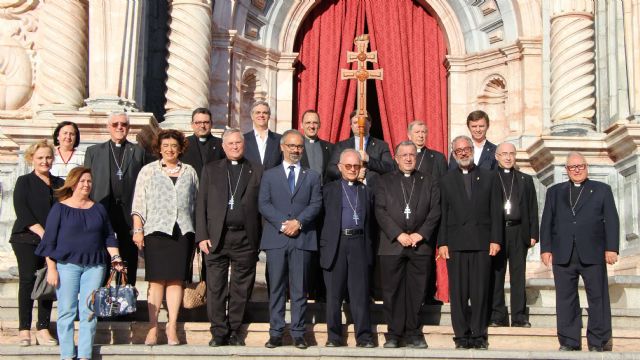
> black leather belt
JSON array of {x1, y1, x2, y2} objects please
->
[
  {"x1": 505, "y1": 220, "x2": 521, "y2": 227},
  {"x1": 341, "y1": 228, "x2": 364, "y2": 236},
  {"x1": 226, "y1": 225, "x2": 245, "y2": 231}
]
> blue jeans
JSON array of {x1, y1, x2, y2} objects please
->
[{"x1": 56, "y1": 262, "x2": 106, "y2": 359}]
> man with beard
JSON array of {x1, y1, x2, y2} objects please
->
[
  {"x1": 259, "y1": 129, "x2": 322, "y2": 349},
  {"x1": 438, "y1": 135, "x2": 503, "y2": 349},
  {"x1": 448, "y1": 111, "x2": 497, "y2": 171},
  {"x1": 181, "y1": 107, "x2": 225, "y2": 177},
  {"x1": 244, "y1": 101, "x2": 282, "y2": 170},
  {"x1": 375, "y1": 141, "x2": 441, "y2": 348},
  {"x1": 196, "y1": 128, "x2": 263, "y2": 347}
]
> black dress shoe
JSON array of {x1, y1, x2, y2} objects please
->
[
  {"x1": 489, "y1": 320, "x2": 509, "y2": 327},
  {"x1": 356, "y1": 340, "x2": 376, "y2": 348},
  {"x1": 208, "y1": 337, "x2": 228, "y2": 347},
  {"x1": 423, "y1": 298, "x2": 444, "y2": 305},
  {"x1": 559, "y1": 345, "x2": 581, "y2": 351},
  {"x1": 455, "y1": 339, "x2": 470, "y2": 349},
  {"x1": 511, "y1": 321, "x2": 532, "y2": 328},
  {"x1": 228, "y1": 332, "x2": 245, "y2": 346},
  {"x1": 325, "y1": 339, "x2": 343, "y2": 347},
  {"x1": 383, "y1": 339, "x2": 399, "y2": 348},
  {"x1": 473, "y1": 338, "x2": 488, "y2": 350},
  {"x1": 294, "y1": 337, "x2": 308, "y2": 349},
  {"x1": 406, "y1": 337, "x2": 428, "y2": 349},
  {"x1": 588, "y1": 345, "x2": 604, "y2": 352},
  {"x1": 264, "y1": 336, "x2": 283, "y2": 348}
]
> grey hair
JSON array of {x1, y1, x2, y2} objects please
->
[
  {"x1": 222, "y1": 128, "x2": 243, "y2": 142},
  {"x1": 250, "y1": 100, "x2": 270, "y2": 114},
  {"x1": 108, "y1": 111, "x2": 129, "y2": 124},
  {"x1": 339, "y1": 148, "x2": 362, "y2": 163},
  {"x1": 565, "y1": 151, "x2": 587, "y2": 166},
  {"x1": 395, "y1": 140, "x2": 417, "y2": 154},
  {"x1": 451, "y1": 135, "x2": 473, "y2": 149},
  {"x1": 407, "y1": 120, "x2": 426, "y2": 133},
  {"x1": 280, "y1": 129, "x2": 304, "y2": 144},
  {"x1": 496, "y1": 141, "x2": 516, "y2": 153}
]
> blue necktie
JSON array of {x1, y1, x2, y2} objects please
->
[{"x1": 288, "y1": 165, "x2": 296, "y2": 193}]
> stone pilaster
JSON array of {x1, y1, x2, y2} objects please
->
[
  {"x1": 274, "y1": 53, "x2": 297, "y2": 133},
  {"x1": 549, "y1": 0, "x2": 596, "y2": 135},
  {"x1": 623, "y1": 0, "x2": 640, "y2": 121},
  {"x1": 84, "y1": 0, "x2": 142, "y2": 112},
  {"x1": 162, "y1": 0, "x2": 212, "y2": 130},
  {"x1": 35, "y1": 0, "x2": 88, "y2": 118}
]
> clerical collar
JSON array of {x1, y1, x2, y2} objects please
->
[
  {"x1": 342, "y1": 178, "x2": 357, "y2": 187},
  {"x1": 570, "y1": 179, "x2": 588, "y2": 187},
  {"x1": 459, "y1": 163, "x2": 475, "y2": 174},
  {"x1": 198, "y1": 136, "x2": 209, "y2": 143},
  {"x1": 500, "y1": 167, "x2": 512, "y2": 173},
  {"x1": 417, "y1": 147, "x2": 423, "y2": 153},
  {"x1": 305, "y1": 136, "x2": 318, "y2": 143},
  {"x1": 227, "y1": 158, "x2": 244, "y2": 166},
  {"x1": 110, "y1": 139, "x2": 126, "y2": 148}
]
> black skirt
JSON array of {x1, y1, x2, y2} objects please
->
[{"x1": 144, "y1": 224, "x2": 194, "y2": 281}]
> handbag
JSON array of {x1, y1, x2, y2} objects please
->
[
  {"x1": 31, "y1": 267, "x2": 57, "y2": 301},
  {"x1": 182, "y1": 249, "x2": 206, "y2": 309},
  {"x1": 87, "y1": 270, "x2": 138, "y2": 319}
]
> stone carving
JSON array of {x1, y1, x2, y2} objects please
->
[
  {"x1": 623, "y1": 0, "x2": 640, "y2": 120},
  {"x1": 478, "y1": 75, "x2": 508, "y2": 139},
  {"x1": 35, "y1": 0, "x2": 88, "y2": 110},
  {"x1": 550, "y1": 0, "x2": 596, "y2": 134},
  {"x1": 164, "y1": 0, "x2": 212, "y2": 115}
]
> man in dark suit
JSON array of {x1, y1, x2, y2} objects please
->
[
  {"x1": 300, "y1": 110, "x2": 334, "y2": 183},
  {"x1": 327, "y1": 110, "x2": 394, "y2": 184},
  {"x1": 181, "y1": 107, "x2": 225, "y2": 177},
  {"x1": 448, "y1": 110, "x2": 497, "y2": 171},
  {"x1": 84, "y1": 112, "x2": 147, "y2": 284},
  {"x1": 244, "y1": 101, "x2": 282, "y2": 170},
  {"x1": 320, "y1": 149, "x2": 375, "y2": 348},
  {"x1": 259, "y1": 129, "x2": 322, "y2": 349},
  {"x1": 438, "y1": 135, "x2": 503, "y2": 350},
  {"x1": 375, "y1": 141, "x2": 441, "y2": 349},
  {"x1": 540, "y1": 151, "x2": 619, "y2": 352},
  {"x1": 196, "y1": 128, "x2": 263, "y2": 347},
  {"x1": 407, "y1": 120, "x2": 447, "y2": 305},
  {"x1": 489, "y1": 142, "x2": 539, "y2": 328}
]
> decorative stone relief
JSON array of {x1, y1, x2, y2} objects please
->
[
  {"x1": 240, "y1": 67, "x2": 266, "y2": 133},
  {"x1": 478, "y1": 75, "x2": 508, "y2": 139},
  {"x1": 623, "y1": 0, "x2": 640, "y2": 121}
]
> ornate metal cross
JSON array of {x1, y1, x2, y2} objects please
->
[{"x1": 341, "y1": 34, "x2": 383, "y2": 151}]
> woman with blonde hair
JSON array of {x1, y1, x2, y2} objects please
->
[
  {"x1": 10, "y1": 139, "x2": 63, "y2": 346},
  {"x1": 36, "y1": 167, "x2": 124, "y2": 360}
]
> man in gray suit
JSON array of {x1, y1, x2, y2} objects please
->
[
  {"x1": 259, "y1": 129, "x2": 322, "y2": 349},
  {"x1": 84, "y1": 112, "x2": 147, "y2": 284}
]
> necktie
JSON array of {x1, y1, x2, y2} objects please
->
[{"x1": 288, "y1": 165, "x2": 296, "y2": 193}]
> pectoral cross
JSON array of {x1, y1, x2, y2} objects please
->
[
  {"x1": 504, "y1": 200, "x2": 511, "y2": 215},
  {"x1": 341, "y1": 34, "x2": 383, "y2": 151},
  {"x1": 228, "y1": 197, "x2": 235, "y2": 210},
  {"x1": 353, "y1": 212, "x2": 360, "y2": 225},
  {"x1": 404, "y1": 205, "x2": 412, "y2": 220},
  {"x1": 116, "y1": 169, "x2": 123, "y2": 180}
]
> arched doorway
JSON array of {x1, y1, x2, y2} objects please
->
[{"x1": 292, "y1": 0, "x2": 449, "y2": 154}]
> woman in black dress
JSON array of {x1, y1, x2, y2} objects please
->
[{"x1": 131, "y1": 129, "x2": 198, "y2": 345}]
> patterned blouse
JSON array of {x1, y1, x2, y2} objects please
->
[
  {"x1": 51, "y1": 148, "x2": 85, "y2": 179},
  {"x1": 131, "y1": 160, "x2": 199, "y2": 236}
]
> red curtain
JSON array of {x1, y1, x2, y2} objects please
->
[{"x1": 294, "y1": 0, "x2": 365, "y2": 141}]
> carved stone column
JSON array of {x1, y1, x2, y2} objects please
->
[
  {"x1": 162, "y1": 0, "x2": 212, "y2": 130},
  {"x1": 550, "y1": 0, "x2": 596, "y2": 135},
  {"x1": 35, "y1": 0, "x2": 88, "y2": 118},
  {"x1": 623, "y1": 0, "x2": 640, "y2": 122},
  {"x1": 84, "y1": 0, "x2": 142, "y2": 111}
]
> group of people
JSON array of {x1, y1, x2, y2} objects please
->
[{"x1": 10, "y1": 102, "x2": 619, "y2": 358}]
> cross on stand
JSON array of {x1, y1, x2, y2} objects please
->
[{"x1": 341, "y1": 34, "x2": 383, "y2": 152}]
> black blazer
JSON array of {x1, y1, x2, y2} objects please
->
[
  {"x1": 300, "y1": 138, "x2": 334, "y2": 183},
  {"x1": 10, "y1": 172, "x2": 64, "y2": 239},
  {"x1": 319, "y1": 179, "x2": 374, "y2": 269},
  {"x1": 496, "y1": 169, "x2": 539, "y2": 246},
  {"x1": 417, "y1": 147, "x2": 448, "y2": 180},
  {"x1": 374, "y1": 170, "x2": 441, "y2": 256},
  {"x1": 181, "y1": 134, "x2": 224, "y2": 178},
  {"x1": 195, "y1": 158, "x2": 263, "y2": 252},
  {"x1": 540, "y1": 180, "x2": 619, "y2": 265},
  {"x1": 438, "y1": 166, "x2": 504, "y2": 251},
  {"x1": 243, "y1": 130, "x2": 282, "y2": 170},
  {"x1": 327, "y1": 136, "x2": 395, "y2": 182},
  {"x1": 448, "y1": 140, "x2": 497, "y2": 171},
  {"x1": 84, "y1": 140, "x2": 147, "y2": 228}
]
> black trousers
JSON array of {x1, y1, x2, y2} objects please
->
[
  {"x1": 379, "y1": 249, "x2": 429, "y2": 341},
  {"x1": 323, "y1": 234, "x2": 372, "y2": 343},
  {"x1": 108, "y1": 202, "x2": 137, "y2": 285},
  {"x1": 11, "y1": 243, "x2": 53, "y2": 331},
  {"x1": 490, "y1": 224, "x2": 528, "y2": 324},
  {"x1": 448, "y1": 250, "x2": 490, "y2": 342},
  {"x1": 205, "y1": 229, "x2": 257, "y2": 338},
  {"x1": 552, "y1": 247, "x2": 612, "y2": 349}
]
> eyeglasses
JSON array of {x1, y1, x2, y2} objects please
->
[
  {"x1": 453, "y1": 147, "x2": 472, "y2": 155},
  {"x1": 497, "y1": 152, "x2": 516, "y2": 158},
  {"x1": 566, "y1": 164, "x2": 587, "y2": 171},
  {"x1": 284, "y1": 144, "x2": 304, "y2": 150},
  {"x1": 193, "y1": 121, "x2": 211, "y2": 126},
  {"x1": 340, "y1": 163, "x2": 362, "y2": 171},
  {"x1": 110, "y1": 122, "x2": 129, "y2": 128}
]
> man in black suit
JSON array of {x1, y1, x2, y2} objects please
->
[
  {"x1": 489, "y1": 142, "x2": 539, "y2": 328},
  {"x1": 438, "y1": 135, "x2": 503, "y2": 350},
  {"x1": 375, "y1": 141, "x2": 441, "y2": 349},
  {"x1": 181, "y1": 107, "x2": 225, "y2": 177},
  {"x1": 300, "y1": 110, "x2": 334, "y2": 183},
  {"x1": 327, "y1": 110, "x2": 394, "y2": 184},
  {"x1": 407, "y1": 120, "x2": 447, "y2": 305},
  {"x1": 320, "y1": 149, "x2": 375, "y2": 348},
  {"x1": 448, "y1": 110, "x2": 497, "y2": 171},
  {"x1": 540, "y1": 152, "x2": 619, "y2": 352},
  {"x1": 196, "y1": 128, "x2": 263, "y2": 347},
  {"x1": 243, "y1": 101, "x2": 282, "y2": 170},
  {"x1": 84, "y1": 112, "x2": 147, "y2": 284}
]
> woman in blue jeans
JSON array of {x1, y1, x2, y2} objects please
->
[{"x1": 36, "y1": 167, "x2": 124, "y2": 360}]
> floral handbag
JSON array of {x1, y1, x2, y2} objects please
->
[{"x1": 87, "y1": 270, "x2": 138, "y2": 320}]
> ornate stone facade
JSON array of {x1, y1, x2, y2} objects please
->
[{"x1": 0, "y1": 0, "x2": 639, "y2": 278}]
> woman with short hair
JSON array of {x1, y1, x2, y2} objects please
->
[{"x1": 51, "y1": 121, "x2": 85, "y2": 179}]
